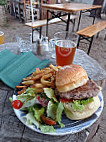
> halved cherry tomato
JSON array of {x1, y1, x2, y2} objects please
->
[
  {"x1": 60, "y1": 98, "x2": 73, "y2": 103},
  {"x1": 11, "y1": 100, "x2": 23, "y2": 109},
  {"x1": 41, "y1": 115, "x2": 56, "y2": 126}
]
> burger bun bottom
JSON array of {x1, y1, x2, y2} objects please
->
[{"x1": 64, "y1": 96, "x2": 100, "y2": 120}]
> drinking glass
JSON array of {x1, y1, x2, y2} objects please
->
[
  {"x1": 16, "y1": 33, "x2": 33, "y2": 53},
  {"x1": 0, "y1": 31, "x2": 5, "y2": 45},
  {"x1": 49, "y1": 39, "x2": 56, "y2": 59},
  {"x1": 52, "y1": 31, "x2": 78, "y2": 66}
]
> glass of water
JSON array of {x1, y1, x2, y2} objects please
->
[{"x1": 16, "y1": 33, "x2": 33, "y2": 53}]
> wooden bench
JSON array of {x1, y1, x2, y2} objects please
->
[
  {"x1": 77, "y1": 21, "x2": 106, "y2": 55},
  {"x1": 25, "y1": 15, "x2": 77, "y2": 42}
]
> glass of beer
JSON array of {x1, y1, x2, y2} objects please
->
[
  {"x1": 0, "y1": 31, "x2": 5, "y2": 45},
  {"x1": 54, "y1": 31, "x2": 78, "y2": 66}
]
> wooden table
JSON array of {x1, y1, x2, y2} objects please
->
[
  {"x1": 0, "y1": 42, "x2": 106, "y2": 142},
  {"x1": 42, "y1": 3, "x2": 102, "y2": 36}
]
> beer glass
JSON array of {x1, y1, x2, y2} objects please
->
[
  {"x1": 0, "y1": 31, "x2": 5, "y2": 45},
  {"x1": 54, "y1": 31, "x2": 78, "y2": 66}
]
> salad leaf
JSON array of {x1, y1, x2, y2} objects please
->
[
  {"x1": 9, "y1": 97, "x2": 13, "y2": 103},
  {"x1": 23, "y1": 112, "x2": 55, "y2": 133},
  {"x1": 16, "y1": 87, "x2": 65, "y2": 133},
  {"x1": 71, "y1": 97, "x2": 94, "y2": 111},
  {"x1": 24, "y1": 88, "x2": 36, "y2": 96},
  {"x1": 40, "y1": 125, "x2": 55, "y2": 133},
  {"x1": 33, "y1": 107, "x2": 45, "y2": 122},
  {"x1": 44, "y1": 88, "x2": 58, "y2": 102},
  {"x1": 17, "y1": 93, "x2": 34, "y2": 102},
  {"x1": 28, "y1": 106, "x2": 34, "y2": 113},
  {"x1": 23, "y1": 112, "x2": 40, "y2": 129},
  {"x1": 21, "y1": 98, "x2": 37, "y2": 109},
  {"x1": 47, "y1": 100, "x2": 58, "y2": 120},
  {"x1": 56, "y1": 102, "x2": 65, "y2": 128},
  {"x1": 16, "y1": 88, "x2": 37, "y2": 102}
]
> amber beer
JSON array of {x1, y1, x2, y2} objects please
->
[{"x1": 55, "y1": 40, "x2": 76, "y2": 66}]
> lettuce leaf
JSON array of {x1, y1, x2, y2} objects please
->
[
  {"x1": 71, "y1": 97, "x2": 94, "y2": 111},
  {"x1": 23, "y1": 112, "x2": 55, "y2": 133},
  {"x1": 47, "y1": 101, "x2": 65, "y2": 128},
  {"x1": 71, "y1": 101, "x2": 84, "y2": 111},
  {"x1": 23, "y1": 112, "x2": 40, "y2": 129},
  {"x1": 9, "y1": 97, "x2": 13, "y2": 103},
  {"x1": 24, "y1": 88, "x2": 36, "y2": 96},
  {"x1": 79, "y1": 97, "x2": 94, "y2": 105},
  {"x1": 40, "y1": 125, "x2": 55, "y2": 133},
  {"x1": 17, "y1": 93, "x2": 34, "y2": 102},
  {"x1": 43, "y1": 88, "x2": 58, "y2": 102},
  {"x1": 21, "y1": 98, "x2": 38, "y2": 109},
  {"x1": 56, "y1": 102, "x2": 65, "y2": 128},
  {"x1": 33, "y1": 107, "x2": 45, "y2": 122},
  {"x1": 47, "y1": 100, "x2": 58, "y2": 120},
  {"x1": 17, "y1": 88, "x2": 36, "y2": 102}
]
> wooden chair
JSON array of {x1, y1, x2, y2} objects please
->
[{"x1": 77, "y1": 21, "x2": 106, "y2": 55}]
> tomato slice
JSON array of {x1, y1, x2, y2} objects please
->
[
  {"x1": 60, "y1": 98, "x2": 73, "y2": 103},
  {"x1": 11, "y1": 100, "x2": 23, "y2": 109},
  {"x1": 41, "y1": 115, "x2": 56, "y2": 126}
]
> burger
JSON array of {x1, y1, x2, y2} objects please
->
[{"x1": 55, "y1": 64, "x2": 100, "y2": 120}]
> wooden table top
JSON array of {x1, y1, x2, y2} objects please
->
[
  {"x1": 42, "y1": 3, "x2": 102, "y2": 13},
  {"x1": 0, "y1": 43, "x2": 106, "y2": 142}
]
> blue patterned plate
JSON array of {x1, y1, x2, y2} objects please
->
[{"x1": 13, "y1": 91, "x2": 103, "y2": 136}]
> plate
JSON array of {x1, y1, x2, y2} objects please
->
[{"x1": 13, "y1": 91, "x2": 104, "y2": 136}]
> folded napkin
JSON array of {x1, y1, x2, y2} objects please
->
[{"x1": 0, "y1": 49, "x2": 49, "y2": 89}]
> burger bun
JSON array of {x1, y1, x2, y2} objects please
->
[{"x1": 56, "y1": 65, "x2": 88, "y2": 93}]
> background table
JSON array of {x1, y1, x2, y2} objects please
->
[
  {"x1": 42, "y1": 3, "x2": 102, "y2": 36},
  {"x1": 0, "y1": 42, "x2": 106, "y2": 142}
]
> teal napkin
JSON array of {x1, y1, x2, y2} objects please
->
[{"x1": 0, "y1": 49, "x2": 50, "y2": 89}]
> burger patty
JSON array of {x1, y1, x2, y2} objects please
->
[{"x1": 55, "y1": 80, "x2": 100, "y2": 100}]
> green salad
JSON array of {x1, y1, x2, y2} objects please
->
[{"x1": 10, "y1": 88, "x2": 65, "y2": 133}]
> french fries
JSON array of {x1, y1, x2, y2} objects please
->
[
  {"x1": 41, "y1": 73, "x2": 54, "y2": 87},
  {"x1": 16, "y1": 64, "x2": 61, "y2": 94},
  {"x1": 22, "y1": 80, "x2": 35, "y2": 85}
]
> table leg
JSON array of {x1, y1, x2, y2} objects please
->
[
  {"x1": 66, "y1": 13, "x2": 70, "y2": 31},
  {"x1": 77, "y1": 35, "x2": 81, "y2": 48},
  {"x1": 77, "y1": 11, "x2": 82, "y2": 31},
  {"x1": 46, "y1": 10, "x2": 49, "y2": 37},
  {"x1": 87, "y1": 36, "x2": 94, "y2": 55},
  {"x1": 72, "y1": 19, "x2": 75, "y2": 32},
  {"x1": 92, "y1": 9, "x2": 97, "y2": 24},
  {"x1": 39, "y1": 27, "x2": 42, "y2": 39},
  {"x1": 96, "y1": 32, "x2": 100, "y2": 38}
]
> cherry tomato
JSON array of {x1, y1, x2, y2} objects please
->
[
  {"x1": 11, "y1": 100, "x2": 23, "y2": 109},
  {"x1": 60, "y1": 98, "x2": 73, "y2": 103},
  {"x1": 41, "y1": 116, "x2": 56, "y2": 126}
]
